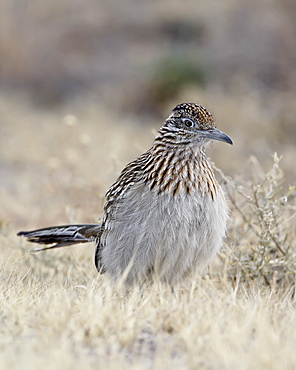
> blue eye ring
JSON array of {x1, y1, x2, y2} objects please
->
[{"x1": 181, "y1": 117, "x2": 195, "y2": 128}]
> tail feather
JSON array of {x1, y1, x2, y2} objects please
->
[{"x1": 17, "y1": 224, "x2": 101, "y2": 252}]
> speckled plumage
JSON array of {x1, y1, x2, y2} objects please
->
[{"x1": 18, "y1": 102, "x2": 232, "y2": 285}]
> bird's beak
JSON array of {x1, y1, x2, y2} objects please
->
[{"x1": 200, "y1": 127, "x2": 233, "y2": 145}]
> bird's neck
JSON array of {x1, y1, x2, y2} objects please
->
[{"x1": 144, "y1": 142, "x2": 219, "y2": 199}]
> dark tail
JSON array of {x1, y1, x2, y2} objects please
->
[{"x1": 17, "y1": 224, "x2": 101, "y2": 251}]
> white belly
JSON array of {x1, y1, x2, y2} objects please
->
[{"x1": 100, "y1": 182, "x2": 228, "y2": 284}]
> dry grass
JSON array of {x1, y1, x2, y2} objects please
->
[
  {"x1": 216, "y1": 154, "x2": 296, "y2": 289},
  {"x1": 1, "y1": 256, "x2": 296, "y2": 369},
  {"x1": 1, "y1": 92, "x2": 296, "y2": 369},
  {"x1": 1, "y1": 1, "x2": 296, "y2": 368}
]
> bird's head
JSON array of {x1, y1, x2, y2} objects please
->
[{"x1": 163, "y1": 102, "x2": 233, "y2": 148}]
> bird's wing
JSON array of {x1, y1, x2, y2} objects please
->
[
  {"x1": 104, "y1": 150, "x2": 152, "y2": 211},
  {"x1": 95, "y1": 150, "x2": 152, "y2": 273}
]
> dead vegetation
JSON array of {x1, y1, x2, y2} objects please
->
[
  {"x1": 1, "y1": 95, "x2": 296, "y2": 369},
  {"x1": 216, "y1": 154, "x2": 296, "y2": 290},
  {"x1": 1, "y1": 0, "x2": 296, "y2": 367}
]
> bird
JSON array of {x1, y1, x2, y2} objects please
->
[{"x1": 18, "y1": 102, "x2": 232, "y2": 285}]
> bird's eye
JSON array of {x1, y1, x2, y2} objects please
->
[{"x1": 181, "y1": 117, "x2": 195, "y2": 128}]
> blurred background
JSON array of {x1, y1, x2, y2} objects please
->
[{"x1": 0, "y1": 0, "x2": 295, "y2": 231}]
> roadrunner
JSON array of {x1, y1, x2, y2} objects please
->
[{"x1": 18, "y1": 102, "x2": 232, "y2": 285}]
